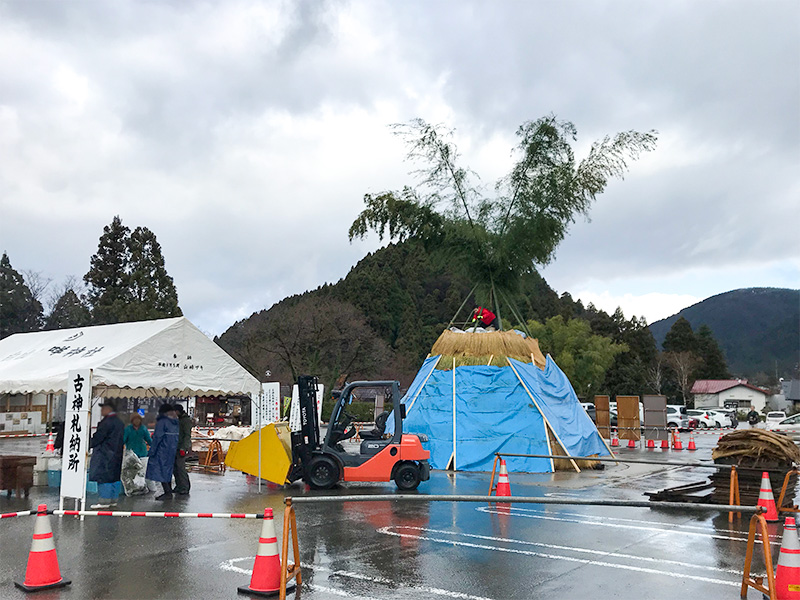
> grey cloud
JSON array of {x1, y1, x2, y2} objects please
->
[{"x1": 0, "y1": 0, "x2": 797, "y2": 335}]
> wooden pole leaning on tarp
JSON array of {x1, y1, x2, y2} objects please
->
[
  {"x1": 507, "y1": 360, "x2": 580, "y2": 473},
  {"x1": 404, "y1": 355, "x2": 441, "y2": 415}
]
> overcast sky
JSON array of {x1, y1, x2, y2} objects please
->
[{"x1": 1, "y1": 0, "x2": 797, "y2": 335}]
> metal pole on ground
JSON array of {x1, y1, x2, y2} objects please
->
[
  {"x1": 284, "y1": 493, "x2": 760, "y2": 514},
  {"x1": 495, "y1": 452, "x2": 740, "y2": 470}
]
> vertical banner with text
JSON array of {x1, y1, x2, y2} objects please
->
[
  {"x1": 253, "y1": 382, "x2": 281, "y2": 426},
  {"x1": 60, "y1": 369, "x2": 92, "y2": 500}
]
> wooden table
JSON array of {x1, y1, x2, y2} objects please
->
[{"x1": 0, "y1": 455, "x2": 36, "y2": 498}]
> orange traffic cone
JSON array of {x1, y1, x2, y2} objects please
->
[
  {"x1": 673, "y1": 432, "x2": 683, "y2": 451},
  {"x1": 758, "y1": 471, "x2": 780, "y2": 522},
  {"x1": 646, "y1": 438, "x2": 655, "y2": 450},
  {"x1": 44, "y1": 433, "x2": 55, "y2": 454},
  {"x1": 661, "y1": 437, "x2": 669, "y2": 450},
  {"x1": 238, "y1": 508, "x2": 295, "y2": 597},
  {"x1": 495, "y1": 459, "x2": 512, "y2": 497},
  {"x1": 627, "y1": 438, "x2": 636, "y2": 449},
  {"x1": 687, "y1": 434, "x2": 697, "y2": 451},
  {"x1": 14, "y1": 504, "x2": 70, "y2": 592},
  {"x1": 611, "y1": 431, "x2": 619, "y2": 447},
  {"x1": 776, "y1": 516, "x2": 800, "y2": 599}
]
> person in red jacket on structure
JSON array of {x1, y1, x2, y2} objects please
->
[{"x1": 470, "y1": 306, "x2": 498, "y2": 330}]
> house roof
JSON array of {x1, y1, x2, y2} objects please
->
[
  {"x1": 783, "y1": 379, "x2": 800, "y2": 401},
  {"x1": 691, "y1": 379, "x2": 766, "y2": 395}
]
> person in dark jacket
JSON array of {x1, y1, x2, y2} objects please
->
[
  {"x1": 146, "y1": 404, "x2": 179, "y2": 500},
  {"x1": 173, "y1": 404, "x2": 192, "y2": 495},
  {"x1": 88, "y1": 400, "x2": 125, "y2": 509}
]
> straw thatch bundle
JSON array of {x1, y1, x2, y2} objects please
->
[
  {"x1": 712, "y1": 429, "x2": 800, "y2": 464},
  {"x1": 431, "y1": 329, "x2": 547, "y2": 370},
  {"x1": 547, "y1": 427, "x2": 600, "y2": 470}
]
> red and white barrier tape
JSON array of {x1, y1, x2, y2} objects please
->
[
  {"x1": 0, "y1": 510, "x2": 33, "y2": 519},
  {"x1": 51, "y1": 510, "x2": 264, "y2": 519},
  {"x1": 0, "y1": 433, "x2": 49, "y2": 438}
]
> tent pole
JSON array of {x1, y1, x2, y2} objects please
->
[
  {"x1": 258, "y1": 390, "x2": 262, "y2": 494},
  {"x1": 452, "y1": 358, "x2": 457, "y2": 471},
  {"x1": 507, "y1": 361, "x2": 580, "y2": 473}
]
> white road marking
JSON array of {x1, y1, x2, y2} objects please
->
[
  {"x1": 310, "y1": 584, "x2": 372, "y2": 598},
  {"x1": 477, "y1": 506, "x2": 770, "y2": 544},
  {"x1": 532, "y1": 506, "x2": 780, "y2": 539},
  {"x1": 377, "y1": 526, "x2": 739, "y2": 587},
  {"x1": 219, "y1": 557, "x2": 494, "y2": 599},
  {"x1": 380, "y1": 526, "x2": 741, "y2": 575}
]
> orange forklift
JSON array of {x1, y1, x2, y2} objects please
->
[{"x1": 288, "y1": 376, "x2": 430, "y2": 490}]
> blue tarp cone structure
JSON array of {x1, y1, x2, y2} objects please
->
[{"x1": 387, "y1": 330, "x2": 612, "y2": 473}]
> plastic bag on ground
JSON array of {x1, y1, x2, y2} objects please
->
[{"x1": 121, "y1": 449, "x2": 149, "y2": 496}]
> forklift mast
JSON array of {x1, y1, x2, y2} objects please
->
[{"x1": 290, "y1": 375, "x2": 321, "y2": 472}]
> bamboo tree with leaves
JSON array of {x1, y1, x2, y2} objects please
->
[{"x1": 349, "y1": 116, "x2": 657, "y2": 323}]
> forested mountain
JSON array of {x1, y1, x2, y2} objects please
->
[
  {"x1": 216, "y1": 241, "x2": 657, "y2": 396},
  {"x1": 649, "y1": 288, "x2": 799, "y2": 379}
]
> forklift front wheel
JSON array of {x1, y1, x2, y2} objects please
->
[
  {"x1": 393, "y1": 462, "x2": 422, "y2": 491},
  {"x1": 306, "y1": 456, "x2": 340, "y2": 490}
]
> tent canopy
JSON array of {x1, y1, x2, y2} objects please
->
[
  {"x1": 0, "y1": 317, "x2": 261, "y2": 398},
  {"x1": 389, "y1": 354, "x2": 610, "y2": 472}
]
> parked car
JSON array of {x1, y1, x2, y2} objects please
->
[
  {"x1": 666, "y1": 405, "x2": 690, "y2": 430},
  {"x1": 580, "y1": 402, "x2": 596, "y2": 422},
  {"x1": 708, "y1": 410, "x2": 735, "y2": 428},
  {"x1": 686, "y1": 409, "x2": 719, "y2": 428},
  {"x1": 766, "y1": 411, "x2": 788, "y2": 429},
  {"x1": 715, "y1": 408, "x2": 739, "y2": 428},
  {"x1": 771, "y1": 414, "x2": 800, "y2": 441}
]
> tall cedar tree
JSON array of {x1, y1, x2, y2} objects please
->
[
  {"x1": 662, "y1": 317, "x2": 697, "y2": 353},
  {"x1": 85, "y1": 217, "x2": 181, "y2": 323},
  {"x1": 695, "y1": 324, "x2": 730, "y2": 379},
  {"x1": 127, "y1": 227, "x2": 181, "y2": 320},
  {"x1": 84, "y1": 216, "x2": 132, "y2": 324},
  {"x1": 0, "y1": 252, "x2": 43, "y2": 338},
  {"x1": 349, "y1": 116, "x2": 656, "y2": 319},
  {"x1": 45, "y1": 289, "x2": 92, "y2": 330}
]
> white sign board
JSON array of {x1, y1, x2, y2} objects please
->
[
  {"x1": 289, "y1": 383, "x2": 324, "y2": 432},
  {"x1": 253, "y1": 382, "x2": 281, "y2": 425},
  {"x1": 60, "y1": 369, "x2": 92, "y2": 501}
]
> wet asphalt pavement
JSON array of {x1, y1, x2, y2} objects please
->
[{"x1": 0, "y1": 431, "x2": 781, "y2": 599}]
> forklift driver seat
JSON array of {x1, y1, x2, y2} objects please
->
[{"x1": 359, "y1": 411, "x2": 390, "y2": 441}]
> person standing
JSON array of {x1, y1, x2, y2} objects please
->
[
  {"x1": 88, "y1": 400, "x2": 125, "y2": 509},
  {"x1": 146, "y1": 404, "x2": 179, "y2": 500},
  {"x1": 173, "y1": 404, "x2": 192, "y2": 495},
  {"x1": 747, "y1": 408, "x2": 761, "y2": 428},
  {"x1": 123, "y1": 413, "x2": 154, "y2": 493}
]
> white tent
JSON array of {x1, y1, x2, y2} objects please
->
[{"x1": 0, "y1": 317, "x2": 260, "y2": 398}]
